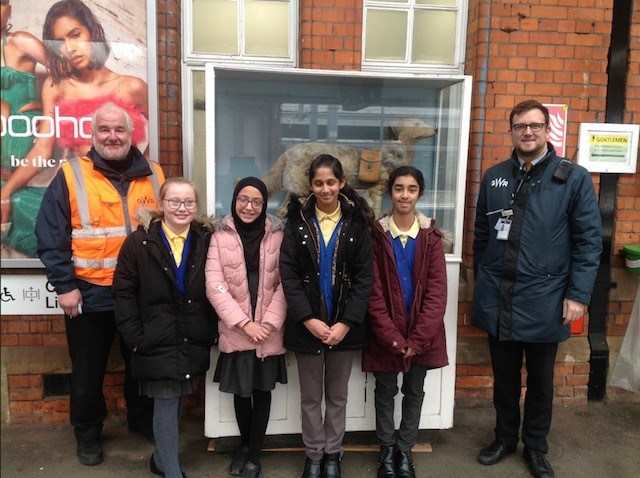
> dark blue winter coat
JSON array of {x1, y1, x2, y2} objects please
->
[{"x1": 472, "y1": 144, "x2": 602, "y2": 342}]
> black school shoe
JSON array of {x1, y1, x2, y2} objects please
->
[
  {"x1": 523, "y1": 447, "x2": 555, "y2": 478},
  {"x1": 76, "y1": 440, "x2": 103, "y2": 466},
  {"x1": 241, "y1": 461, "x2": 262, "y2": 478},
  {"x1": 301, "y1": 457, "x2": 322, "y2": 478},
  {"x1": 477, "y1": 440, "x2": 517, "y2": 465},
  {"x1": 149, "y1": 453, "x2": 186, "y2": 478},
  {"x1": 377, "y1": 446, "x2": 397, "y2": 478},
  {"x1": 396, "y1": 450, "x2": 416, "y2": 478},
  {"x1": 229, "y1": 445, "x2": 250, "y2": 476},
  {"x1": 323, "y1": 452, "x2": 342, "y2": 478}
]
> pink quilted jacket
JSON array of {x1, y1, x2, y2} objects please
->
[{"x1": 205, "y1": 214, "x2": 287, "y2": 358}]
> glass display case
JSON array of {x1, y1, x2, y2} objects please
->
[{"x1": 203, "y1": 65, "x2": 472, "y2": 438}]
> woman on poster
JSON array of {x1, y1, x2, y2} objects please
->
[
  {"x1": 0, "y1": 0, "x2": 48, "y2": 256},
  {"x1": 1, "y1": 0, "x2": 148, "y2": 258}
]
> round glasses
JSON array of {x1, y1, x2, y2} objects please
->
[
  {"x1": 236, "y1": 195, "x2": 264, "y2": 209},
  {"x1": 163, "y1": 198, "x2": 197, "y2": 211},
  {"x1": 511, "y1": 123, "x2": 546, "y2": 133}
]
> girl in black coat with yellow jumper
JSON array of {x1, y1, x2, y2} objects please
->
[
  {"x1": 113, "y1": 177, "x2": 218, "y2": 478},
  {"x1": 280, "y1": 154, "x2": 374, "y2": 478}
]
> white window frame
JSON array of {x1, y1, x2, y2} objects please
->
[
  {"x1": 182, "y1": 1, "x2": 299, "y2": 181},
  {"x1": 362, "y1": 0, "x2": 468, "y2": 74},
  {"x1": 182, "y1": 0, "x2": 298, "y2": 68}
]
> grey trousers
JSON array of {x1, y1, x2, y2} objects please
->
[
  {"x1": 374, "y1": 364, "x2": 428, "y2": 452},
  {"x1": 296, "y1": 350, "x2": 354, "y2": 461}
]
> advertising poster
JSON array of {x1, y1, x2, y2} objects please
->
[{"x1": 1, "y1": 0, "x2": 155, "y2": 267}]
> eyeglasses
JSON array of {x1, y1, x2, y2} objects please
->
[
  {"x1": 511, "y1": 123, "x2": 547, "y2": 133},
  {"x1": 163, "y1": 198, "x2": 197, "y2": 210},
  {"x1": 236, "y1": 195, "x2": 264, "y2": 209}
]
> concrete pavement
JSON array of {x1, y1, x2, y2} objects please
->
[{"x1": 1, "y1": 402, "x2": 639, "y2": 477}]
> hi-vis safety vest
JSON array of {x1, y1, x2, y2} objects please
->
[{"x1": 61, "y1": 155, "x2": 165, "y2": 286}]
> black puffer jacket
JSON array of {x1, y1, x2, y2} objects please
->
[
  {"x1": 280, "y1": 193, "x2": 373, "y2": 355},
  {"x1": 113, "y1": 211, "x2": 218, "y2": 381}
]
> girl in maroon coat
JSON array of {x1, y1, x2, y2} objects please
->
[{"x1": 362, "y1": 166, "x2": 449, "y2": 478}]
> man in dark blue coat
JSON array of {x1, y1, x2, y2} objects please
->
[{"x1": 472, "y1": 100, "x2": 602, "y2": 478}]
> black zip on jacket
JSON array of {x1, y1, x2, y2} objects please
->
[{"x1": 280, "y1": 193, "x2": 373, "y2": 355}]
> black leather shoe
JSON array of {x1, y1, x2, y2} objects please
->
[
  {"x1": 150, "y1": 454, "x2": 163, "y2": 476},
  {"x1": 323, "y1": 452, "x2": 341, "y2": 478},
  {"x1": 149, "y1": 453, "x2": 186, "y2": 478},
  {"x1": 396, "y1": 450, "x2": 415, "y2": 478},
  {"x1": 241, "y1": 461, "x2": 262, "y2": 478},
  {"x1": 229, "y1": 446, "x2": 250, "y2": 476},
  {"x1": 301, "y1": 457, "x2": 322, "y2": 478},
  {"x1": 523, "y1": 447, "x2": 555, "y2": 478},
  {"x1": 377, "y1": 446, "x2": 397, "y2": 478},
  {"x1": 76, "y1": 440, "x2": 103, "y2": 466},
  {"x1": 477, "y1": 440, "x2": 517, "y2": 465}
]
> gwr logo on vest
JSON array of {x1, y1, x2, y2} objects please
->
[
  {"x1": 491, "y1": 177, "x2": 509, "y2": 188},
  {"x1": 137, "y1": 196, "x2": 156, "y2": 206}
]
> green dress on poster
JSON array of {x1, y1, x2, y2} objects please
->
[{"x1": 1, "y1": 35, "x2": 46, "y2": 257}]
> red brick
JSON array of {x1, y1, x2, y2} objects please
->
[
  {"x1": 555, "y1": 363, "x2": 575, "y2": 374},
  {"x1": 457, "y1": 376, "x2": 494, "y2": 389},
  {"x1": 566, "y1": 374, "x2": 589, "y2": 386},
  {"x1": 10, "y1": 387, "x2": 43, "y2": 401},
  {"x1": 9, "y1": 401, "x2": 34, "y2": 415},
  {"x1": 555, "y1": 386, "x2": 574, "y2": 397},
  {"x1": 8, "y1": 375, "x2": 32, "y2": 388}
]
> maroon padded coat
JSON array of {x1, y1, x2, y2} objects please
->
[{"x1": 362, "y1": 213, "x2": 449, "y2": 373}]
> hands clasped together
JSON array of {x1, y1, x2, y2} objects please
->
[{"x1": 304, "y1": 318, "x2": 351, "y2": 348}]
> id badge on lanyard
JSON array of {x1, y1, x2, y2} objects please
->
[{"x1": 495, "y1": 209, "x2": 513, "y2": 240}]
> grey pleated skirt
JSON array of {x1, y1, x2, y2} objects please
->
[
  {"x1": 213, "y1": 350, "x2": 288, "y2": 398},
  {"x1": 140, "y1": 376, "x2": 201, "y2": 399}
]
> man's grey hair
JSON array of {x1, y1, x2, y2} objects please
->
[{"x1": 91, "y1": 102, "x2": 133, "y2": 133}]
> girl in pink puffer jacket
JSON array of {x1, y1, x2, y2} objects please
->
[{"x1": 205, "y1": 177, "x2": 287, "y2": 478}]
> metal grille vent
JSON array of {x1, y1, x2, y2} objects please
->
[{"x1": 43, "y1": 373, "x2": 71, "y2": 397}]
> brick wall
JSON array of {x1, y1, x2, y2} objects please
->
[
  {"x1": 300, "y1": 0, "x2": 362, "y2": 70},
  {"x1": 2, "y1": 0, "x2": 639, "y2": 425},
  {"x1": 157, "y1": 0, "x2": 184, "y2": 176},
  {"x1": 459, "y1": 0, "x2": 637, "y2": 407}
]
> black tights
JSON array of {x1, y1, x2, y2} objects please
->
[{"x1": 234, "y1": 389, "x2": 272, "y2": 464}]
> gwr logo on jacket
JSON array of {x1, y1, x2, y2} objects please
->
[
  {"x1": 491, "y1": 177, "x2": 509, "y2": 188},
  {"x1": 61, "y1": 155, "x2": 164, "y2": 286}
]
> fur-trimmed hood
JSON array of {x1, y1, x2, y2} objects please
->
[
  {"x1": 211, "y1": 213, "x2": 284, "y2": 233},
  {"x1": 376, "y1": 211, "x2": 434, "y2": 232},
  {"x1": 135, "y1": 207, "x2": 214, "y2": 233},
  {"x1": 375, "y1": 211, "x2": 454, "y2": 254},
  {"x1": 285, "y1": 192, "x2": 357, "y2": 219}
]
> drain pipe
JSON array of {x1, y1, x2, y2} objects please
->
[{"x1": 587, "y1": 0, "x2": 632, "y2": 401}]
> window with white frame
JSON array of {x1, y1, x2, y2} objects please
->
[
  {"x1": 186, "y1": 0, "x2": 297, "y2": 66},
  {"x1": 362, "y1": 0, "x2": 466, "y2": 73}
]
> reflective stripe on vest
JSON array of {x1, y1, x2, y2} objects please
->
[
  {"x1": 73, "y1": 257, "x2": 119, "y2": 269},
  {"x1": 63, "y1": 156, "x2": 164, "y2": 286},
  {"x1": 68, "y1": 157, "x2": 162, "y2": 229},
  {"x1": 71, "y1": 226, "x2": 129, "y2": 239}
]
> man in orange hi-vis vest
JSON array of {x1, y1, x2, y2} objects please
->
[{"x1": 36, "y1": 102, "x2": 165, "y2": 467}]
